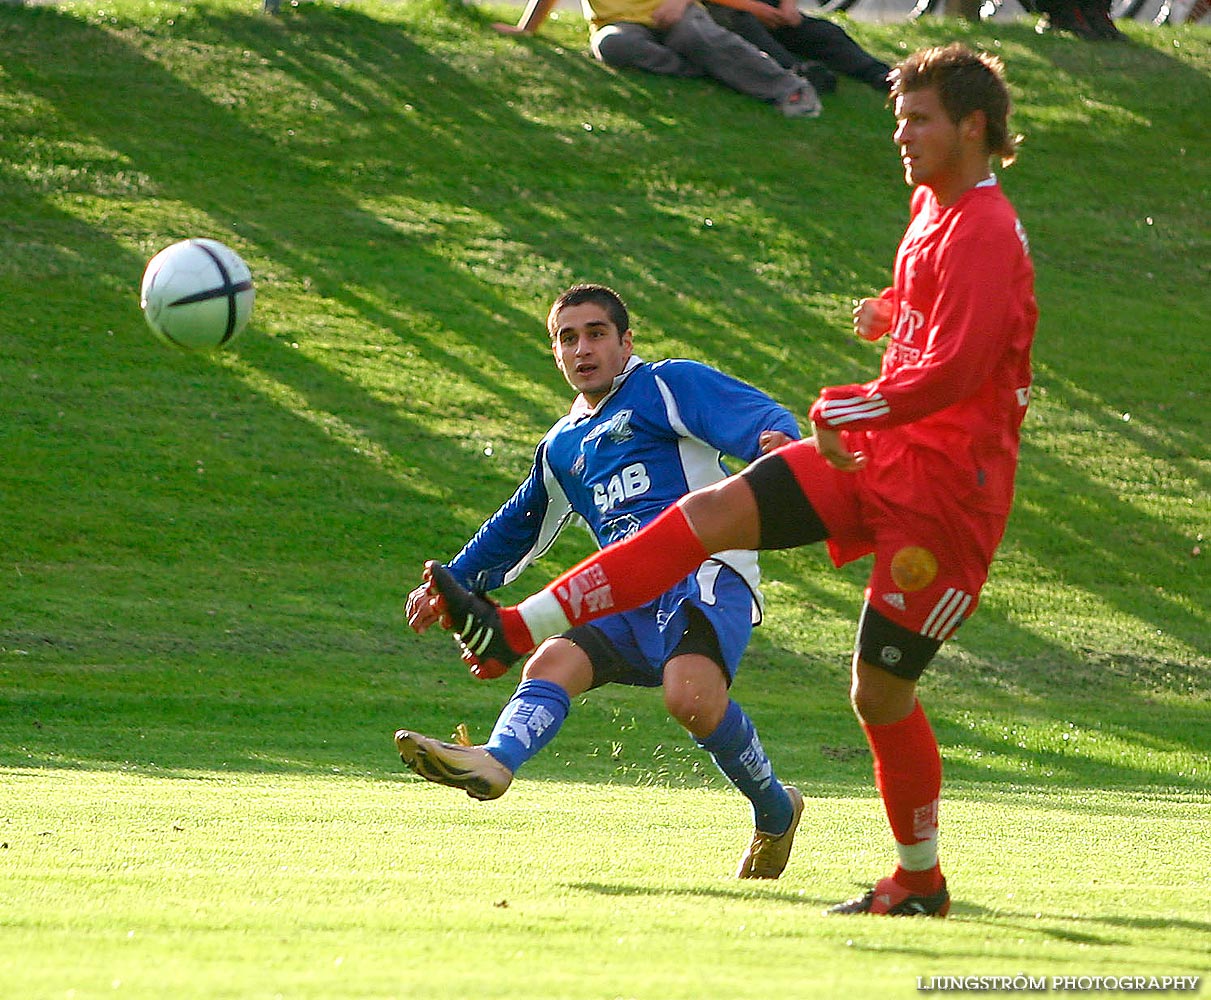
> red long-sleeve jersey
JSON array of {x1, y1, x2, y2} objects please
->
[{"x1": 810, "y1": 179, "x2": 1037, "y2": 523}]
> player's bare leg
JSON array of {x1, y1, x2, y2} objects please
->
[
  {"x1": 677, "y1": 473, "x2": 762, "y2": 552},
  {"x1": 664, "y1": 651, "x2": 802, "y2": 879}
]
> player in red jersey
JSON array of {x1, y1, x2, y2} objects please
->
[{"x1": 421, "y1": 42, "x2": 1036, "y2": 917}]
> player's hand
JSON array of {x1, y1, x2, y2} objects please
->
[
  {"x1": 813, "y1": 423, "x2": 867, "y2": 472},
  {"x1": 405, "y1": 567, "x2": 449, "y2": 634},
  {"x1": 853, "y1": 297, "x2": 893, "y2": 342},
  {"x1": 759, "y1": 430, "x2": 794, "y2": 454}
]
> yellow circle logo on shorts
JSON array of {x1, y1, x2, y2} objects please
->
[{"x1": 890, "y1": 546, "x2": 938, "y2": 593}]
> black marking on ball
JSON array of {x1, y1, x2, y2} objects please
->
[{"x1": 167, "y1": 242, "x2": 252, "y2": 345}]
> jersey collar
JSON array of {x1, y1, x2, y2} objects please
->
[{"x1": 569, "y1": 355, "x2": 643, "y2": 420}]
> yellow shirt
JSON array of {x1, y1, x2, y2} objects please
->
[{"x1": 581, "y1": 0, "x2": 668, "y2": 29}]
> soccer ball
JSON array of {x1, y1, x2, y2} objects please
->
[{"x1": 140, "y1": 238, "x2": 255, "y2": 351}]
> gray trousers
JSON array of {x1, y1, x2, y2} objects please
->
[{"x1": 590, "y1": 4, "x2": 803, "y2": 104}]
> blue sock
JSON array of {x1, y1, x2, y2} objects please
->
[
  {"x1": 484, "y1": 678, "x2": 571, "y2": 775},
  {"x1": 697, "y1": 700, "x2": 793, "y2": 834}
]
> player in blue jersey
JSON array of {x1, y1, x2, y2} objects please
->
[{"x1": 398, "y1": 283, "x2": 805, "y2": 879}]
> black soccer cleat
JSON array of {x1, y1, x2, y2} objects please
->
[
  {"x1": 424, "y1": 561, "x2": 525, "y2": 680},
  {"x1": 826, "y1": 876, "x2": 951, "y2": 917}
]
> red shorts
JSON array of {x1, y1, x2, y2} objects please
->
[{"x1": 775, "y1": 439, "x2": 1008, "y2": 640}]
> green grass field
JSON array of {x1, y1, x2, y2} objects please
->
[{"x1": 1, "y1": 0, "x2": 1208, "y2": 996}]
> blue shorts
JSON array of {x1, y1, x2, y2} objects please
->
[{"x1": 564, "y1": 561, "x2": 757, "y2": 688}]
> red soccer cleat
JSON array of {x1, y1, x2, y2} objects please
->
[{"x1": 826, "y1": 876, "x2": 951, "y2": 917}]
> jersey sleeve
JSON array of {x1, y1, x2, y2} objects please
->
[
  {"x1": 445, "y1": 438, "x2": 575, "y2": 594},
  {"x1": 649, "y1": 360, "x2": 801, "y2": 461},
  {"x1": 811, "y1": 212, "x2": 1023, "y2": 431}
]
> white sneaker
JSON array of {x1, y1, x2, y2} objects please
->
[{"x1": 778, "y1": 86, "x2": 822, "y2": 119}]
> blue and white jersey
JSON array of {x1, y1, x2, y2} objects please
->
[{"x1": 446, "y1": 357, "x2": 800, "y2": 622}]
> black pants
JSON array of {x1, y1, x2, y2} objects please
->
[{"x1": 705, "y1": 3, "x2": 890, "y2": 87}]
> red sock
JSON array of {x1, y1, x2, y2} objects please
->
[
  {"x1": 545, "y1": 504, "x2": 708, "y2": 628},
  {"x1": 893, "y1": 863, "x2": 943, "y2": 895},
  {"x1": 863, "y1": 700, "x2": 944, "y2": 894},
  {"x1": 499, "y1": 607, "x2": 536, "y2": 655}
]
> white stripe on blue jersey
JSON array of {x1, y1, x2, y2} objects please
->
[{"x1": 447, "y1": 357, "x2": 800, "y2": 610}]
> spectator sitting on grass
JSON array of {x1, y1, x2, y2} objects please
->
[{"x1": 493, "y1": 0, "x2": 823, "y2": 118}]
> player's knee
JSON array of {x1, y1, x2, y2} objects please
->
[
  {"x1": 521, "y1": 637, "x2": 592, "y2": 693},
  {"x1": 849, "y1": 673, "x2": 884, "y2": 723},
  {"x1": 663, "y1": 679, "x2": 724, "y2": 736},
  {"x1": 850, "y1": 655, "x2": 919, "y2": 726},
  {"x1": 663, "y1": 681, "x2": 699, "y2": 727}
]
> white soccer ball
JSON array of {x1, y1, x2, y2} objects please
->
[{"x1": 140, "y1": 238, "x2": 255, "y2": 351}]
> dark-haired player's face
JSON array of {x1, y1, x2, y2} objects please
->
[
  {"x1": 893, "y1": 87, "x2": 964, "y2": 193},
  {"x1": 550, "y1": 302, "x2": 633, "y2": 405}
]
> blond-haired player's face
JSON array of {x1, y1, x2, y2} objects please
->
[{"x1": 550, "y1": 302, "x2": 633, "y2": 405}]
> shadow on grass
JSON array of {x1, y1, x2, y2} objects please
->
[
  {"x1": 567, "y1": 879, "x2": 828, "y2": 906},
  {"x1": 960, "y1": 905, "x2": 1211, "y2": 940},
  {"x1": 566, "y1": 880, "x2": 1211, "y2": 939},
  {"x1": 1, "y1": 5, "x2": 1206, "y2": 796}
]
